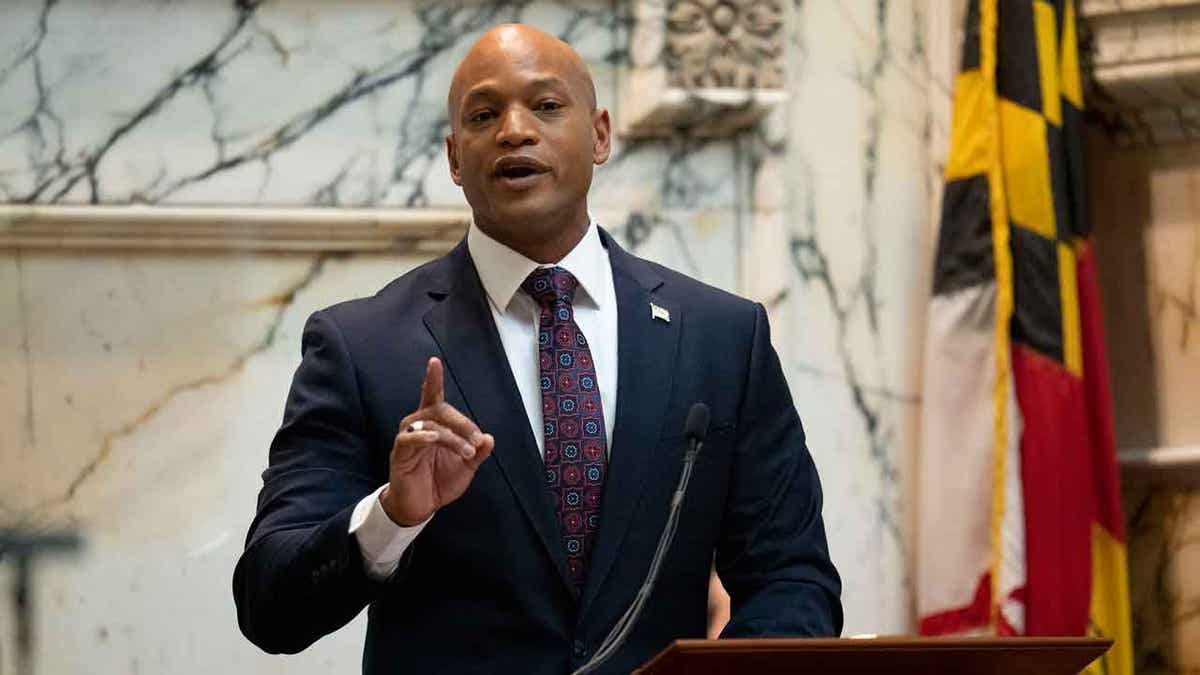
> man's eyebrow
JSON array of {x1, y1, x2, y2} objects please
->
[
  {"x1": 461, "y1": 84, "x2": 499, "y2": 105},
  {"x1": 459, "y1": 76, "x2": 574, "y2": 109}
]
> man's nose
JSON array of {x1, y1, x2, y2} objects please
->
[{"x1": 496, "y1": 108, "x2": 538, "y2": 147}]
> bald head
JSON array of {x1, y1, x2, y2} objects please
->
[
  {"x1": 442, "y1": 22, "x2": 612, "y2": 263},
  {"x1": 447, "y1": 24, "x2": 597, "y2": 128}
]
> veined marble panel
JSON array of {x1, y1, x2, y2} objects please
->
[
  {"x1": 778, "y1": 0, "x2": 954, "y2": 635},
  {"x1": 0, "y1": 0, "x2": 752, "y2": 215},
  {"x1": 0, "y1": 0, "x2": 749, "y2": 257},
  {"x1": 1087, "y1": 126, "x2": 1200, "y2": 674},
  {"x1": 0, "y1": 250, "x2": 428, "y2": 674},
  {"x1": 1088, "y1": 134, "x2": 1200, "y2": 450}
]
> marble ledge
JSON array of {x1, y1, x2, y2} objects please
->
[
  {"x1": 0, "y1": 205, "x2": 469, "y2": 253},
  {"x1": 619, "y1": 85, "x2": 788, "y2": 138},
  {"x1": 1083, "y1": 0, "x2": 1200, "y2": 144},
  {"x1": 1082, "y1": 0, "x2": 1200, "y2": 17},
  {"x1": 1119, "y1": 445, "x2": 1200, "y2": 487}
]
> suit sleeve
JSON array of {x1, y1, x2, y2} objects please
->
[
  {"x1": 716, "y1": 303, "x2": 843, "y2": 637},
  {"x1": 232, "y1": 310, "x2": 406, "y2": 654}
]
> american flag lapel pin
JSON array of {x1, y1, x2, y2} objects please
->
[{"x1": 650, "y1": 302, "x2": 670, "y2": 323}]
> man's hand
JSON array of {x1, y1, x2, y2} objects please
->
[{"x1": 380, "y1": 357, "x2": 495, "y2": 526}]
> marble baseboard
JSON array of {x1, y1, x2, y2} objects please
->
[{"x1": 1124, "y1": 481, "x2": 1200, "y2": 674}]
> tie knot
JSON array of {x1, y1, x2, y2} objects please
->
[{"x1": 522, "y1": 266, "x2": 578, "y2": 307}]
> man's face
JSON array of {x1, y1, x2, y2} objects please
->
[{"x1": 446, "y1": 35, "x2": 610, "y2": 251}]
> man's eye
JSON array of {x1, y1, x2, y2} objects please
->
[
  {"x1": 469, "y1": 110, "x2": 494, "y2": 123},
  {"x1": 538, "y1": 101, "x2": 563, "y2": 112}
]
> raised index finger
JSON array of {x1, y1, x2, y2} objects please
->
[{"x1": 419, "y1": 356, "x2": 445, "y2": 408}]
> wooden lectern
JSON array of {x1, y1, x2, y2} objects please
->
[{"x1": 634, "y1": 636, "x2": 1111, "y2": 674}]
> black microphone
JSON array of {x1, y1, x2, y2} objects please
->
[
  {"x1": 683, "y1": 403, "x2": 710, "y2": 451},
  {"x1": 572, "y1": 403, "x2": 711, "y2": 675}
]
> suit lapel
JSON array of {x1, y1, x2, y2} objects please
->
[
  {"x1": 580, "y1": 230, "x2": 680, "y2": 616},
  {"x1": 422, "y1": 242, "x2": 574, "y2": 596}
]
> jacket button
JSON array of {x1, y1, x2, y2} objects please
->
[{"x1": 572, "y1": 640, "x2": 587, "y2": 659}]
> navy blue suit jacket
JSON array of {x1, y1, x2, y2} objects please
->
[{"x1": 233, "y1": 229, "x2": 841, "y2": 674}]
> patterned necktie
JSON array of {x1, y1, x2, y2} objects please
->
[{"x1": 521, "y1": 266, "x2": 609, "y2": 593}]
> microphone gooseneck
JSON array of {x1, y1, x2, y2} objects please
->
[{"x1": 571, "y1": 403, "x2": 711, "y2": 675}]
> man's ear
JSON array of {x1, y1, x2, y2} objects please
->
[
  {"x1": 446, "y1": 134, "x2": 463, "y2": 186},
  {"x1": 592, "y1": 108, "x2": 612, "y2": 166}
]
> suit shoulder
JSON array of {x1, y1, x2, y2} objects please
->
[
  {"x1": 314, "y1": 253, "x2": 453, "y2": 333},
  {"x1": 639, "y1": 258, "x2": 760, "y2": 322}
]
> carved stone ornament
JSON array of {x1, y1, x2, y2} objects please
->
[
  {"x1": 620, "y1": 0, "x2": 787, "y2": 138},
  {"x1": 665, "y1": 0, "x2": 784, "y2": 88}
]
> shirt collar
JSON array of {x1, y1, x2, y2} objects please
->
[{"x1": 467, "y1": 219, "x2": 609, "y2": 312}]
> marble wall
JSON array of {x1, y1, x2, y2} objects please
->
[
  {"x1": 1088, "y1": 130, "x2": 1200, "y2": 674},
  {"x1": 1124, "y1": 482, "x2": 1200, "y2": 675},
  {"x1": 1088, "y1": 135, "x2": 1200, "y2": 452},
  {"x1": 0, "y1": 0, "x2": 952, "y2": 672},
  {"x1": 772, "y1": 0, "x2": 953, "y2": 633}
]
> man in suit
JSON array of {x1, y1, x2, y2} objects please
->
[{"x1": 233, "y1": 23, "x2": 841, "y2": 674}]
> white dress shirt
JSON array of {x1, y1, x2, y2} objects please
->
[{"x1": 349, "y1": 220, "x2": 619, "y2": 580}]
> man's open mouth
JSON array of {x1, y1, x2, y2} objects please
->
[
  {"x1": 494, "y1": 156, "x2": 551, "y2": 184},
  {"x1": 500, "y1": 166, "x2": 539, "y2": 178}
]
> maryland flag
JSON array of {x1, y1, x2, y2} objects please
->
[{"x1": 917, "y1": 0, "x2": 1132, "y2": 672}]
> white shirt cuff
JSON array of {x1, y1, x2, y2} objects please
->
[{"x1": 349, "y1": 484, "x2": 430, "y2": 581}]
